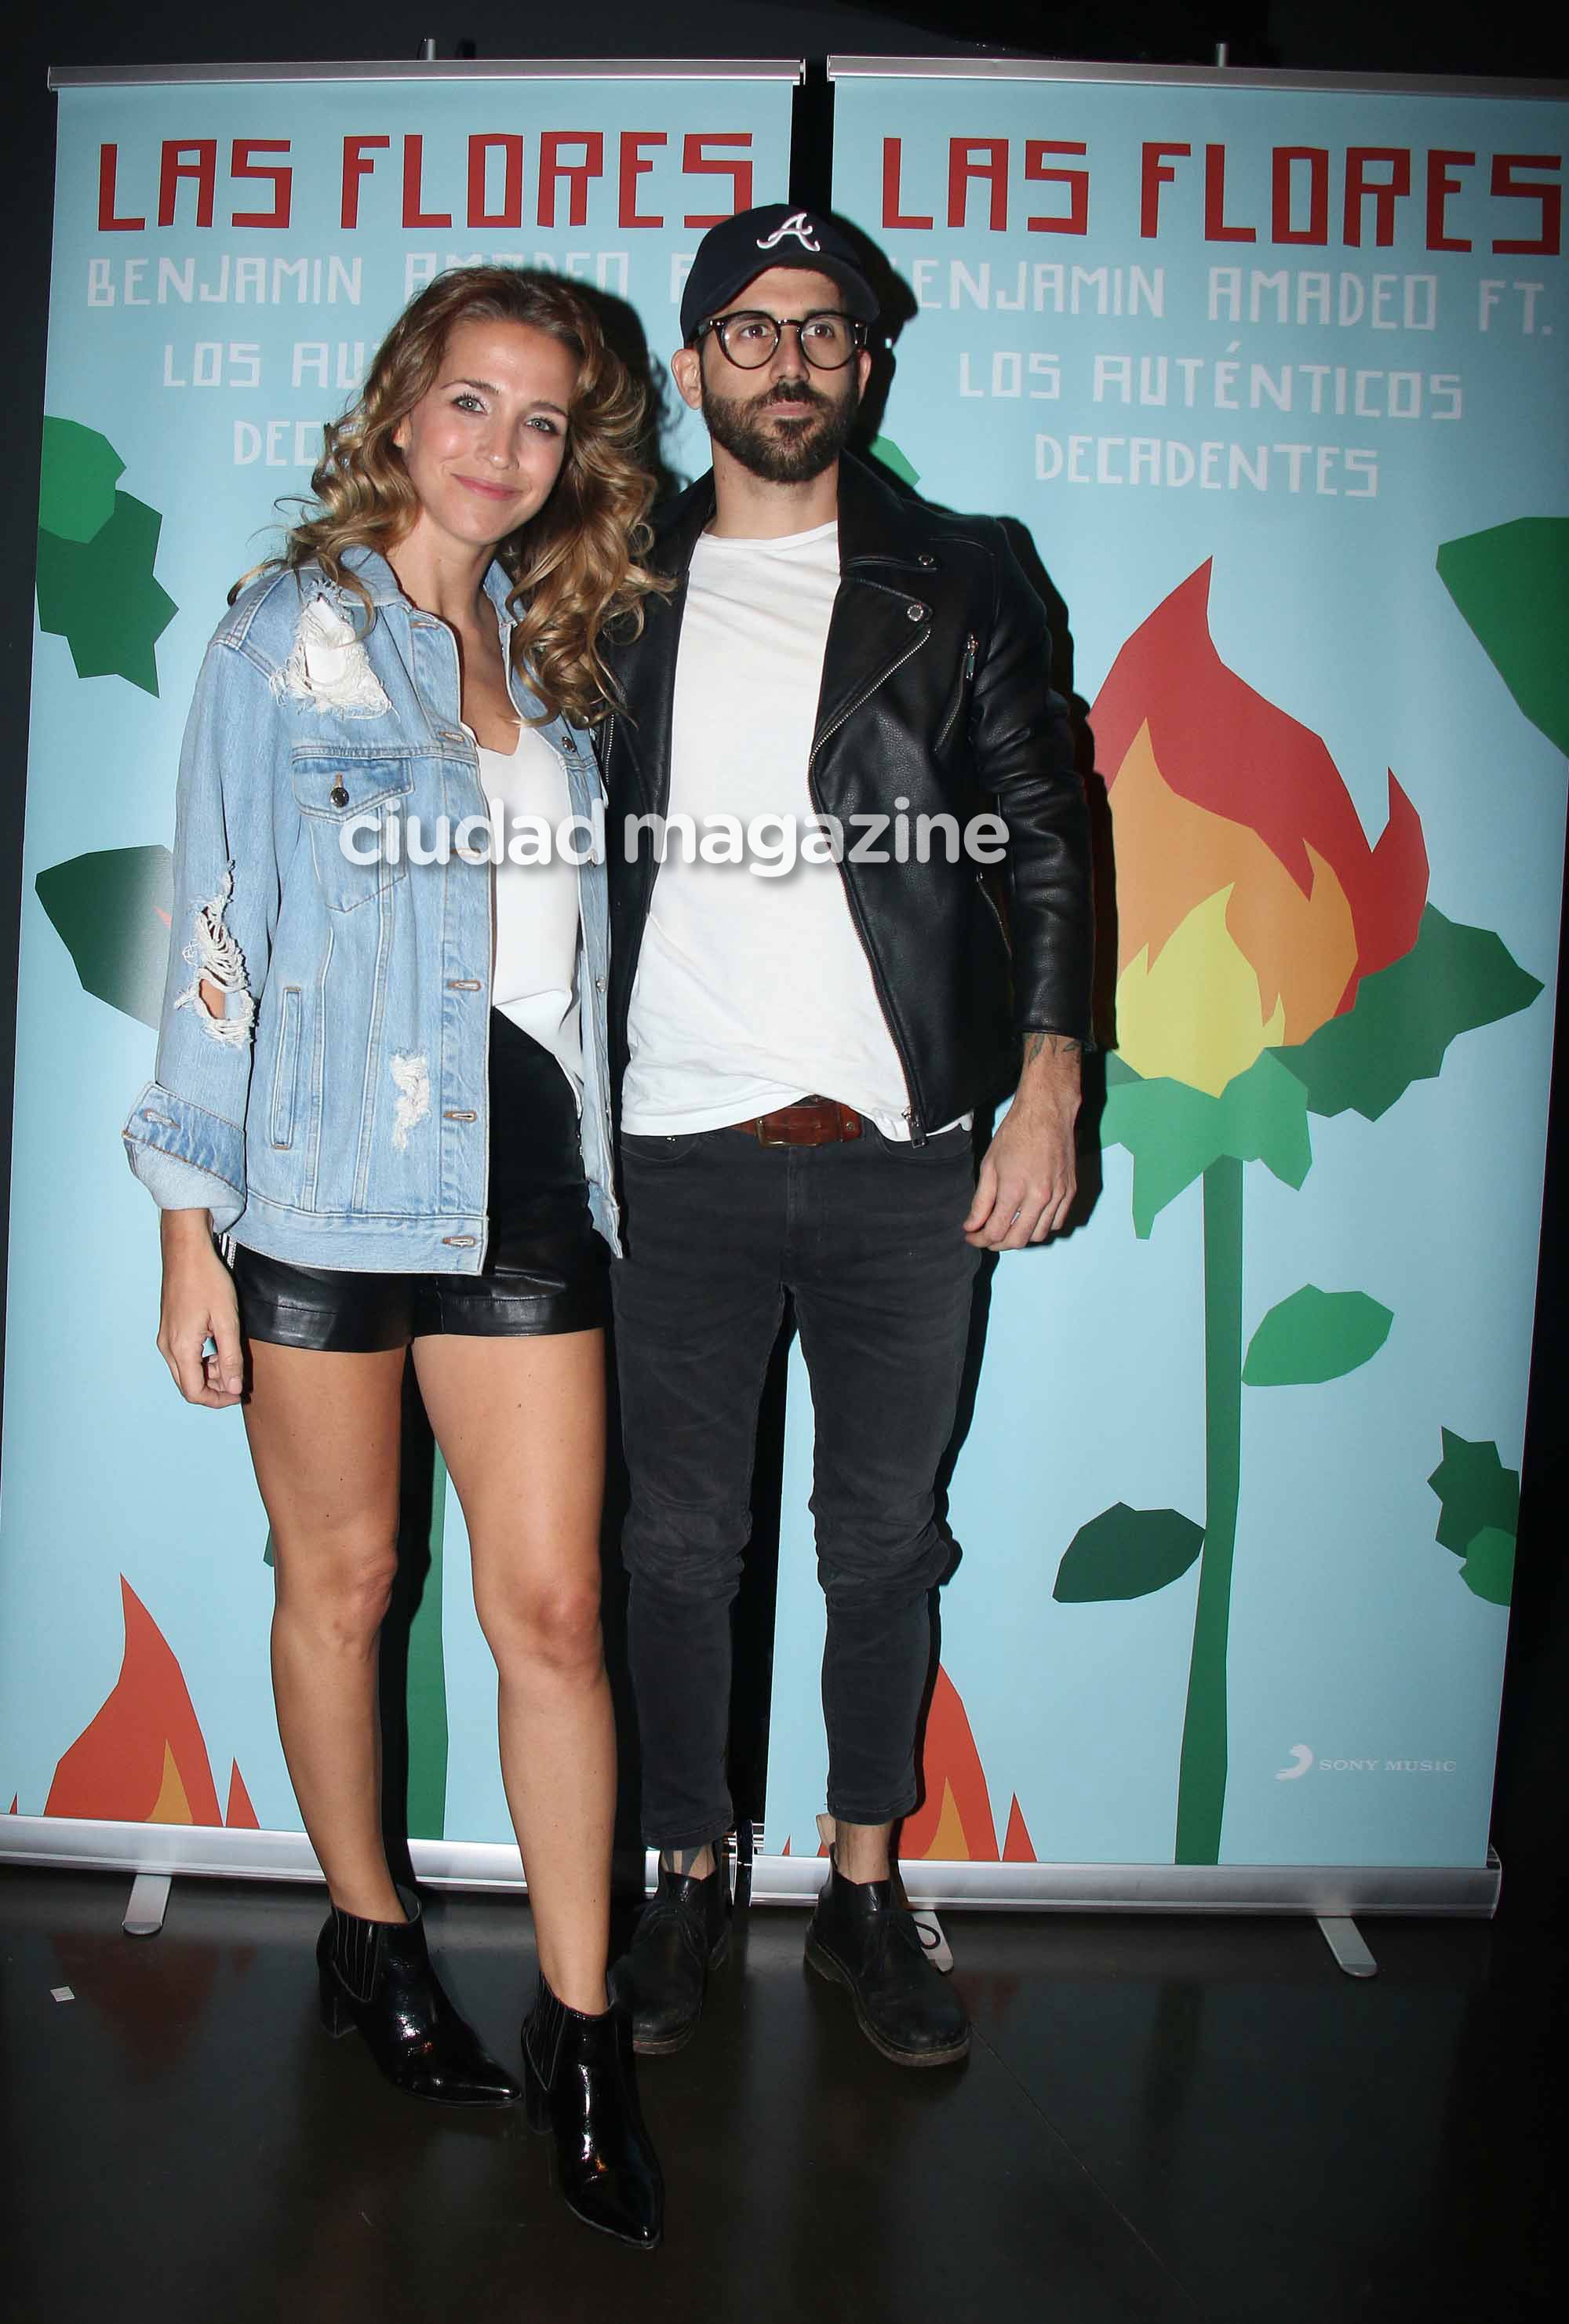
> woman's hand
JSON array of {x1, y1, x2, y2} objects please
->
[{"x1": 158, "y1": 1210, "x2": 246, "y2": 1406}]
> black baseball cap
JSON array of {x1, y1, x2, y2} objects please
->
[{"x1": 679, "y1": 205, "x2": 879, "y2": 343}]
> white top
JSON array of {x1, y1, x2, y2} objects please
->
[
  {"x1": 622, "y1": 520, "x2": 922, "y2": 1139},
  {"x1": 474, "y1": 719, "x2": 583, "y2": 1100}
]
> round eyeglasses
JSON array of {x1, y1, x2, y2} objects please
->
[{"x1": 697, "y1": 309, "x2": 868, "y2": 372}]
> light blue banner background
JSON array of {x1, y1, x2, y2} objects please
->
[
  {"x1": 760, "y1": 74, "x2": 1567, "y2": 1869},
  {"x1": 1, "y1": 73, "x2": 794, "y2": 1841}
]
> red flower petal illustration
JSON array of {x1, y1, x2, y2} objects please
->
[{"x1": 1094, "y1": 563, "x2": 1429, "y2": 1090}]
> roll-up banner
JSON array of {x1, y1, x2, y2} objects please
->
[
  {"x1": 1, "y1": 61, "x2": 797, "y2": 1887},
  {"x1": 755, "y1": 62, "x2": 1567, "y2": 1908}
]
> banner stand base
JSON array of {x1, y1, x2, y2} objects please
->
[
  {"x1": 1, "y1": 1817, "x2": 1502, "y2": 1924},
  {"x1": 122, "y1": 1871, "x2": 170, "y2": 1938},
  {"x1": 1315, "y1": 1915, "x2": 1380, "y2": 1977}
]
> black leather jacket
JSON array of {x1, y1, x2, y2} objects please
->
[{"x1": 596, "y1": 451, "x2": 1093, "y2": 1143}]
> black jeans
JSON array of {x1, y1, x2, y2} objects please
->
[{"x1": 611, "y1": 1121, "x2": 981, "y2": 1849}]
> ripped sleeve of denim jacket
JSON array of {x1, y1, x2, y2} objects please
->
[{"x1": 122, "y1": 631, "x2": 284, "y2": 1226}]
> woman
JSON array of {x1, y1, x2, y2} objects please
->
[{"x1": 122, "y1": 267, "x2": 664, "y2": 2250}]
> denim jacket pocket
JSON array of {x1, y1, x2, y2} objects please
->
[
  {"x1": 267, "y1": 985, "x2": 304, "y2": 1150},
  {"x1": 290, "y1": 746, "x2": 419, "y2": 912}
]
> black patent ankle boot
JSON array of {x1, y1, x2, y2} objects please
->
[
  {"x1": 521, "y1": 1975, "x2": 664, "y2": 2250},
  {"x1": 317, "y1": 1889, "x2": 521, "y2": 2107},
  {"x1": 608, "y1": 1856, "x2": 732, "y2": 2056}
]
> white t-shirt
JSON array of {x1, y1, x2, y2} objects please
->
[
  {"x1": 621, "y1": 520, "x2": 922, "y2": 1139},
  {"x1": 475, "y1": 721, "x2": 583, "y2": 1099}
]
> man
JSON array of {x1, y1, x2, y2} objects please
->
[{"x1": 599, "y1": 205, "x2": 1092, "y2": 2067}]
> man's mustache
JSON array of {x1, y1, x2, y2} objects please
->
[{"x1": 755, "y1": 382, "x2": 831, "y2": 412}]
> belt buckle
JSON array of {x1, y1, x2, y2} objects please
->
[{"x1": 755, "y1": 1115, "x2": 795, "y2": 1148}]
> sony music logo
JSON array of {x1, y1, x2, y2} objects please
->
[{"x1": 1276, "y1": 1745, "x2": 1458, "y2": 1779}]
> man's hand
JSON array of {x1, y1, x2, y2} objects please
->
[{"x1": 964, "y1": 1032, "x2": 1082, "y2": 1251}]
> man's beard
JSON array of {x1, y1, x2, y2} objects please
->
[{"x1": 700, "y1": 370, "x2": 861, "y2": 484}]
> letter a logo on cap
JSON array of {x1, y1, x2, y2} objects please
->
[{"x1": 756, "y1": 210, "x2": 821, "y2": 253}]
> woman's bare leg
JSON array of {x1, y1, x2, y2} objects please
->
[
  {"x1": 243, "y1": 1341, "x2": 409, "y2": 1921},
  {"x1": 413, "y1": 1328, "x2": 612, "y2": 2012}
]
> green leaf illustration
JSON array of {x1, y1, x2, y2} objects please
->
[
  {"x1": 1437, "y1": 516, "x2": 1569, "y2": 756},
  {"x1": 38, "y1": 417, "x2": 126, "y2": 545},
  {"x1": 1427, "y1": 1429, "x2": 1520, "y2": 1557},
  {"x1": 35, "y1": 843, "x2": 173, "y2": 1028},
  {"x1": 1459, "y1": 1525, "x2": 1515, "y2": 1608},
  {"x1": 869, "y1": 433, "x2": 919, "y2": 489},
  {"x1": 1242, "y1": 1286, "x2": 1393, "y2": 1386},
  {"x1": 1101, "y1": 1047, "x2": 1312, "y2": 1237},
  {"x1": 1276, "y1": 906, "x2": 1542, "y2": 1124},
  {"x1": 1054, "y1": 1503, "x2": 1205, "y2": 1602},
  {"x1": 35, "y1": 490, "x2": 177, "y2": 694}
]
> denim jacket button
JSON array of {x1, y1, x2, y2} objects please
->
[{"x1": 329, "y1": 783, "x2": 349, "y2": 807}]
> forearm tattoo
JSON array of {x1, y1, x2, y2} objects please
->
[{"x1": 1023, "y1": 1030, "x2": 1083, "y2": 1063}]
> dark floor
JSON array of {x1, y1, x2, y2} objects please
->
[{"x1": 0, "y1": 1867, "x2": 1561, "y2": 2323}]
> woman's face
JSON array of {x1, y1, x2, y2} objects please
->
[{"x1": 392, "y1": 316, "x2": 577, "y2": 551}]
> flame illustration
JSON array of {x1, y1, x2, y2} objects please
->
[
  {"x1": 45, "y1": 1578, "x2": 253, "y2": 1827},
  {"x1": 1095, "y1": 563, "x2": 1428, "y2": 1095},
  {"x1": 792, "y1": 1670, "x2": 1036, "y2": 1864},
  {"x1": 902, "y1": 1667, "x2": 1014, "y2": 1863},
  {"x1": 1002, "y1": 1796, "x2": 1036, "y2": 1862},
  {"x1": 224, "y1": 1761, "x2": 259, "y2": 1829}
]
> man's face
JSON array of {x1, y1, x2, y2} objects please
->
[{"x1": 673, "y1": 265, "x2": 871, "y2": 485}]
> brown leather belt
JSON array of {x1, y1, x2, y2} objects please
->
[{"x1": 740, "y1": 1095, "x2": 863, "y2": 1148}]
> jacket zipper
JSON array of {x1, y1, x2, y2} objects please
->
[
  {"x1": 610, "y1": 575, "x2": 684, "y2": 1061},
  {"x1": 977, "y1": 872, "x2": 1010, "y2": 955},
  {"x1": 807, "y1": 609, "x2": 933, "y2": 1143},
  {"x1": 934, "y1": 632, "x2": 979, "y2": 757}
]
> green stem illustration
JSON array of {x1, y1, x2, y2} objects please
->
[
  {"x1": 405, "y1": 1448, "x2": 450, "y2": 1840},
  {"x1": 1175, "y1": 1156, "x2": 1244, "y2": 1864}
]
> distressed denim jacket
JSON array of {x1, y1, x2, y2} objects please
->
[{"x1": 122, "y1": 545, "x2": 621, "y2": 1268}]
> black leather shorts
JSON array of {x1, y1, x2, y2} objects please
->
[{"x1": 231, "y1": 1011, "x2": 607, "y2": 1350}]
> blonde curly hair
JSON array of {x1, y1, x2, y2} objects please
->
[{"x1": 247, "y1": 266, "x2": 665, "y2": 726}]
